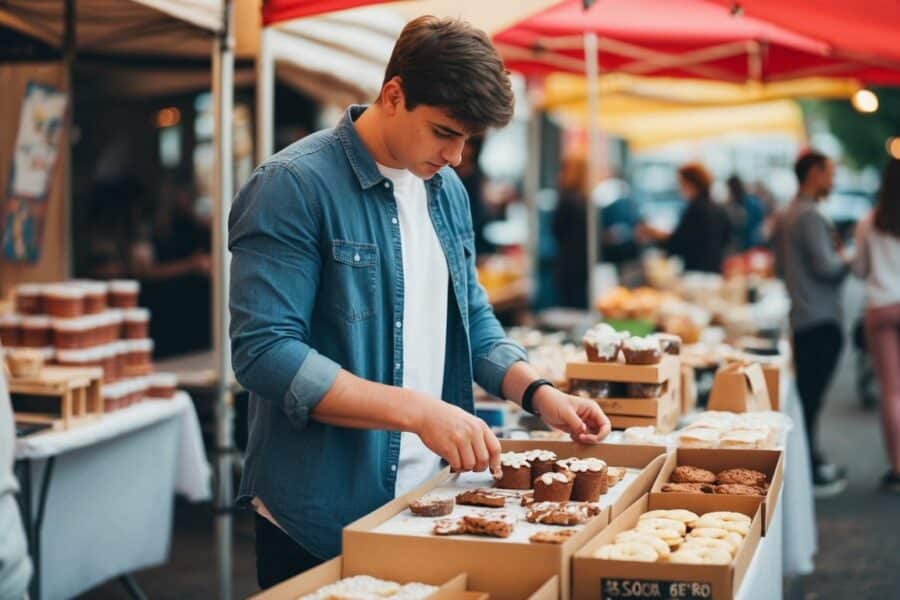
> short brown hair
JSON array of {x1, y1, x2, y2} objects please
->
[
  {"x1": 794, "y1": 150, "x2": 828, "y2": 184},
  {"x1": 677, "y1": 163, "x2": 713, "y2": 197},
  {"x1": 383, "y1": 16, "x2": 514, "y2": 134}
]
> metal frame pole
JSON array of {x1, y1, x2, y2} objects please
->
[
  {"x1": 256, "y1": 26, "x2": 274, "y2": 163},
  {"x1": 524, "y1": 85, "x2": 542, "y2": 300},
  {"x1": 212, "y1": 1, "x2": 235, "y2": 598},
  {"x1": 584, "y1": 31, "x2": 602, "y2": 309},
  {"x1": 62, "y1": 0, "x2": 75, "y2": 277}
]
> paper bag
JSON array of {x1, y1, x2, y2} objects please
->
[{"x1": 708, "y1": 361, "x2": 771, "y2": 412}]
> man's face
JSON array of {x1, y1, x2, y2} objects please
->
[
  {"x1": 381, "y1": 80, "x2": 471, "y2": 179},
  {"x1": 811, "y1": 159, "x2": 835, "y2": 199}
]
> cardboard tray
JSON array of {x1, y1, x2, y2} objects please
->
[
  {"x1": 342, "y1": 442, "x2": 667, "y2": 600},
  {"x1": 572, "y1": 494, "x2": 763, "y2": 600},
  {"x1": 650, "y1": 448, "x2": 783, "y2": 535},
  {"x1": 566, "y1": 355, "x2": 680, "y2": 384}
]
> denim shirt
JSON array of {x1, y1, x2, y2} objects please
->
[{"x1": 229, "y1": 105, "x2": 528, "y2": 559}]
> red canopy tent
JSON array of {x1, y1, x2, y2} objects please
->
[
  {"x1": 262, "y1": 0, "x2": 389, "y2": 25},
  {"x1": 493, "y1": 0, "x2": 900, "y2": 85},
  {"x1": 704, "y1": 0, "x2": 900, "y2": 73}
]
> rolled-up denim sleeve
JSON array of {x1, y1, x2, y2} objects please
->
[{"x1": 229, "y1": 163, "x2": 339, "y2": 429}]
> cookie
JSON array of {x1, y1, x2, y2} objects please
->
[
  {"x1": 529, "y1": 529, "x2": 578, "y2": 544},
  {"x1": 594, "y1": 541, "x2": 658, "y2": 562},
  {"x1": 456, "y1": 489, "x2": 506, "y2": 508},
  {"x1": 462, "y1": 512, "x2": 516, "y2": 538},
  {"x1": 409, "y1": 495, "x2": 454, "y2": 517},
  {"x1": 671, "y1": 466, "x2": 717, "y2": 484},
  {"x1": 640, "y1": 509, "x2": 699, "y2": 528},
  {"x1": 433, "y1": 517, "x2": 467, "y2": 536},
  {"x1": 716, "y1": 468, "x2": 768, "y2": 487},
  {"x1": 661, "y1": 482, "x2": 715, "y2": 494},
  {"x1": 526, "y1": 501, "x2": 602, "y2": 526},
  {"x1": 714, "y1": 483, "x2": 765, "y2": 496}
]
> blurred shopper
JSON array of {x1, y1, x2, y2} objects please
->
[
  {"x1": 773, "y1": 150, "x2": 850, "y2": 497},
  {"x1": 725, "y1": 174, "x2": 765, "y2": 251},
  {"x1": 641, "y1": 163, "x2": 731, "y2": 273},
  {"x1": 230, "y1": 17, "x2": 610, "y2": 588},
  {"x1": 453, "y1": 136, "x2": 496, "y2": 257},
  {"x1": 552, "y1": 153, "x2": 590, "y2": 308},
  {"x1": 82, "y1": 176, "x2": 145, "y2": 279},
  {"x1": 0, "y1": 350, "x2": 33, "y2": 599},
  {"x1": 852, "y1": 157, "x2": 900, "y2": 493},
  {"x1": 131, "y1": 172, "x2": 211, "y2": 357}
]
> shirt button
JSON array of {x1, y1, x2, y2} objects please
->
[
  {"x1": 391, "y1": 217, "x2": 398, "y2": 225},
  {"x1": 390, "y1": 465, "x2": 397, "y2": 472},
  {"x1": 395, "y1": 362, "x2": 401, "y2": 369},
  {"x1": 353, "y1": 254, "x2": 360, "y2": 262},
  {"x1": 395, "y1": 321, "x2": 402, "y2": 329},
  {"x1": 383, "y1": 181, "x2": 390, "y2": 189}
]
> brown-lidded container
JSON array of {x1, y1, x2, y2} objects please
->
[
  {"x1": 44, "y1": 283, "x2": 86, "y2": 318},
  {"x1": 102, "y1": 381, "x2": 127, "y2": 412},
  {"x1": 0, "y1": 314, "x2": 22, "y2": 347},
  {"x1": 123, "y1": 308, "x2": 150, "y2": 339},
  {"x1": 55, "y1": 347, "x2": 104, "y2": 374},
  {"x1": 21, "y1": 316, "x2": 52, "y2": 347},
  {"x1": 14, "y1": 284, "x2": 44, "y2": 315},
  {"x1": 147, "y1": 372, "x2": 178, "y2": 399},
  {"x1": 122, "y1": 338, "x2": 154, "y2": 376},
  {"x1": 52, "y1": 316, "x2": 95, "y2": 349},
  {"x1": 109, "y1": 280, "x2": 140, "y2": 308},
  {"x1": 73, "y1": 280, "x2": 109, "y2": 314},
  {"x1": 103, "y1": 310, "x2": 124, "y2": 342}
]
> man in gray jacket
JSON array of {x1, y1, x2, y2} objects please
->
[
  {"x1": 1, "y1": 355, "x2": 33, "y2": 599},
  {"x1": 773, "y1": 150, "x2": 849, "y2": 497}
]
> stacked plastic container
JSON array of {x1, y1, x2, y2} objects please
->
[{"x1": 0, "y1": 280, "x2": 179, "y2": 413}]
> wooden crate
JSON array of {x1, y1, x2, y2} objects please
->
[
  {"x1": 566, "y1": 355, "x2": 681, "y2": 432},
  {"x1": 10, "y1": 366, "x2": 104, "y2": 430}
]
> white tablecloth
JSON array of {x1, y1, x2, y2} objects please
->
[
  {"x1": 15, "y1": 392, "x2": 211, "y2": 599},
  {"x1": 736, "y1": 489, "x2": 784, "y2": 599}
]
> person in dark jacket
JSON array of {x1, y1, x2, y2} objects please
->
[{"x1": 642, "y1": 162, "x2": 732, "y2": 273}]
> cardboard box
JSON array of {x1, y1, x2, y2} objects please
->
[
  {"x1": 760, "y1": 363, "x2": 781, "y2": 411},
  {"x1": 681, "y1": 365, "x2": 698, "y2": 414},
  {"x1": 250, "y1": 556, "x2": 469, "y2": 600},
  {"x1": 343, "y1": 442, "x2": 667, "y2": 600},
  {"x1": 650, "y1": 448, "x2": 783, "y2": 535},
  {"x1": 573, "y1": 494, "x2": 762, "y2": 600},
  {"x1": 707, "y1": 362, "x2": 771, "y2": 413}
]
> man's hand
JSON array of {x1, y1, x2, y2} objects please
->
[
  {"x1": 532, "y1": 386, "x2": 612, "y2": 444},
  {"x1": 410, "y1": 393, "x2": 502, "y2": 476}
]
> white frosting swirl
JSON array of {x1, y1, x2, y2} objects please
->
[
  {"x1": 537, "y1": 472, "x2": 571, "y2": 485},
  {"x1": 500, "y1": 451, "x2": 531, "y2": 468},
  {"x1": 623, "y1": 336, "x2": 662, "y2": 352},
  {"x1": 524, "y1": 449, "x2": 557, "y2": 462},
  {"x1": 568, "y1": 458, "x2": 608, "y2": 473}
]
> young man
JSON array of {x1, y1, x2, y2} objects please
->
[
  {"x1": 229, "y1": 17, "x2": 611, "y2": 589},
  {"x1": 772, "y1": 150, "x2": 849, "y2": 497}
]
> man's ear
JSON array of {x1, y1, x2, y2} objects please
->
[{"x1": 381, "y1": 77, "x2": 405, "y2": 115}]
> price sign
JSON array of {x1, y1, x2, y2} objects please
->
[{"x1": 601, "y1": 578, "x2": 713, "y2": 599}]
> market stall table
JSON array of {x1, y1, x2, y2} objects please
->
[{"x1": 14, "y1": 392, "x2": 210, "y2": 600}]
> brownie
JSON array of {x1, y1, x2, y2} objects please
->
[
  {"x1": 456, "y1": 489, "x2": 506, "y2": 508},
  {"x1": 409, "y1": 495, "x2": 454, "y2": 517}
]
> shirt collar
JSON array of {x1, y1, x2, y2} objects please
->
[{"x1": 336, "y1": 104, "x2": 444, "y2": 192}]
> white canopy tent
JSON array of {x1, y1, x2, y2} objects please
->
[{"x1": 0, "y1": 2, "x2": 235, "y2": 599}]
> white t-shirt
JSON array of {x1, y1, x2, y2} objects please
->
[
  {"x1": 376, "y1": 163, "x2": 449, "y2": 497},
  {"x1": 853, "y1": 213, "x2": 900, "y2": 309}
]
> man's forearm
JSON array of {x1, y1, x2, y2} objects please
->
[
  {"x1": 311, "y1": 369, "x2": 429, "y2": 432},
  {"x1": 500, "y1": 360, "x2": 541, "y2": 407}
]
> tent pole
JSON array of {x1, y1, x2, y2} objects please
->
[
  {"x1": 63, "y1": 0, "x2": 75, "y2": 277},
  {"x1": 213, "y1": 1, "x2": 235, "y2": 599},
  {"x1": 584, "y1": 30, "x2": 601, "y2": 309},
  {"x1": 524, "y1": 84, "x2": 542, "y2": 305},
  {"x1": 256, "y1": 26, "x2": 274, "y2": 163}
]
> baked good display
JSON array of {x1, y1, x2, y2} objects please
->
[
  {"x1": 529, "y1": 529, "x2": 578, "y2": 544},
  {"x1": 621, "y1": 336, "x2": 663, "y2": 365},
  {"x1": 533, "y1": 471, "x2": 575, "y2": 502},
  {"x1": 496, "y1": 452, "x2": 532, "y2": 489},
  {"x1": 593, "y1": 509, "x2": 750, "y2": 564},
  {"x1": 433, "y1": 512, "x2": 516, "y2": 538},
  {"x1": 524, "y1": 449, "x2": 558, "y2": 479},
  {"x1": 676, "y1": 410, "x2": 790, "y2": 449},
  {"x1": 456, "y1": 488, "x2": 506, "y2": 508},
  {"x1": 526, "y1": 501, "x2": 602, "y2": 526},
  {"x1": 567, "y1": 458, "x2": 609, "y2": 501},
  {"x1": 298, "y1": 575, "x2": 437, "y2": 600},
  {"x1": 671, "y1": 466, "x2": 717, "y2": 484},
  {"x1": 409, "y1": 495, "x2": 454, "y2": 517}
]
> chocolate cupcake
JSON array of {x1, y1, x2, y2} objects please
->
[
  {"x1": 524, "y1": 449, "x2": 558, "y2": 479},
  {"x1": 496, "y1": 452, "x2": 532, "y2": 489},
  {"x1": 568, "y1": 458, "x2": 609, "y2": 501},
  {"x1": 533, "y1": 471, "x2": 574, "y2": 502},
  {"x1": 553, "y1": 457, "x2": 578, "y2": 476},
  {"x1": 582, "y1": 324, "x2": 625, "y2": 363},
  {"x1": 653, "y1": 333, "x2": 682, "y2": 355},
  {"x1": 621, "y1": 336, "x2": 663, "y2": 365}
]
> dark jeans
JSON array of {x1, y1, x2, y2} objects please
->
[
  {"x1": 254, "y1": 513, "x2": 324, "y2": 590},
  {"x1": 793, "y1": 321, "x2": 844, "y2": 467}
]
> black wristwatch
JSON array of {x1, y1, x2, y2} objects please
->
[{"x1": 521, "y1": 378, "x2": 555, "y2": 416}]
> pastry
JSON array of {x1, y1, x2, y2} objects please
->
[
  {"x1": 496, "y1": 452, "x2": 532, "y2": 489},
  {"x1": 653, "y1": 333, "x2": 682, "y2": 355},
  {"x1": 639, "y1": 509, "x2": 699, "y2": 528},
  {"x1": 582, "y1": 325, "x2": 625, "y2": 363},
  {"x1": 533, "y1": 471, "x2": 574, "y2": 502},
  {"x1": 567, "y1": 458, "x2": 609, "y2": 501},
  {"x1": 433, "y1": 517, "x2": 467, "y2": 536},
  {"x1": 669, "y1": 547, "x2": 732, "y2": 565},
  {"x1": 462, "y1": 512, "x2": 515, "y2": 538},
  {"x1": 614, "y1": 531, "x2": 672, "y2": 558},
  {"x1": 702, "y1": 511, "x2": 751, "y2": 525},
  {"x1": 623, "y1": 426, "x2": 667, "y2": 446},
  {"x1": 606, "y1": 466, "x2": 627, "y2": 487},
  {"x1": 524, "y1": 449, "x2": 558, "y2": 479},
  {"x1": 671, "y1": 466, "x2": 717, "y2": 484},
  {"x1": 456, "y1": 488, "x2": 506, "y2": 508},
  {"x1": 716, "y1": 468, "x2": 768, "y2": 487},
  {"x1": 676, "y1": 427, "x2": 720, "y2": 448},
  {"x1": 409, "y1": 495, "x2": 454, "y2": 517},
  {"x1": 621, "y1": 336, "x2": 662, "y2": 365},
  {"x1": 529, "y1": 529, "x2": 578, "y2": 544},
  {"x1": 520, "y1": 491, "x2": 534, "y2": 507},
  {"x1": 687, "y1": 527, "x2": 744, "y2": 551},
  {"x1": 661, "y1": 482, "x2": 714, "y2": 494},
  {"x1": 719, "y1": 430, "x2": 767, "y2": 450},
  {"x1": 593, "y1": 542, "x2": 659, "y2": 562},
  {"x1": 635, "y1": 517, "x2": 687, "y2": 537},
  {"x1": 525, "y1": 501, "x2": 602, "y2": 526},
  {"x1": 714, "y1": 483, "x2": 766, "y2": 496},
  {"x1": 694, "y1": 514, "x2": 751, "y2": 536},
  {"x1": 680, "y1": 537, "x2": 737, "y2": 557}
]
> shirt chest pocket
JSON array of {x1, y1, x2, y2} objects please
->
[{"x1": 328, "y1": 239, "x2": 378, "y2": 322}]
